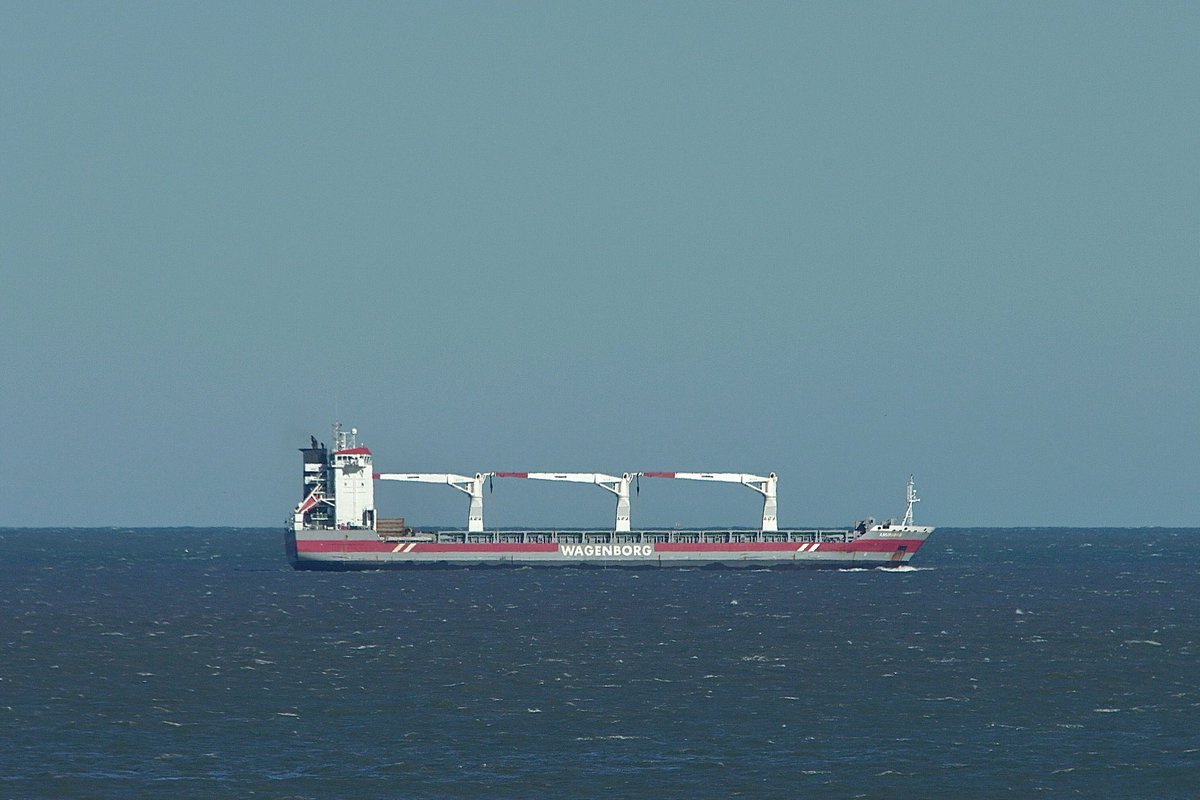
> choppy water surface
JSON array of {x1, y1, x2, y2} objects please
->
[{"x1": 1, "y1": 528, "x2": 1197, "y2": 798}]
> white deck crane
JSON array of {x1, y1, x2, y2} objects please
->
[
  {"x1": 639, "y1": 472, "x2": 779, "y2": 532},
  {"x1": 494, "y1": 472, "x2": 635, "y2": 532},
  {"x1": 374, "y1": 472, "x2": 491, "y2": 532}
]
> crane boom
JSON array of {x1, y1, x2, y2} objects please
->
[
  {"x1": 375, "y1": 472, "x2": 491, "y2": 532},
  {"x1": 494, "y1": 472, "x2": 634, "y2": 532},
  {"x1": 639, "y1": 471, "x2": 779, "y2": 532}
]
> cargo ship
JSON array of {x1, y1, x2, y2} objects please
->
[{"x1": 285, "y1": 424, "x2": 934, "y2": 570}]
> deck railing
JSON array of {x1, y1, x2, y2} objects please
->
[{"x1": 380, "y1": 528, "x2": 854, "y2": 545}]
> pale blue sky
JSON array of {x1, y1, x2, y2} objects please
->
[{"x1": 2, "y1": 2, "x2": 1196, "y2": 527}]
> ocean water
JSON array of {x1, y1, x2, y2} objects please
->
[{"x1": 1, "y1": 528, "x2": 1196, "y2": 799}]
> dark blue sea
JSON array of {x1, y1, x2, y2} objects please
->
[{"x1": 1, "y1": 528, "x2": 1196, "y2": 799}]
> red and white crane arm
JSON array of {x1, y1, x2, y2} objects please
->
[
  {"x1": 494, "y1": 472, "x2": 634, "y2": 532},
  {"x1": 375, "y1": 472, "x2": 491, "y2": 532},
  {"x1": 639, "y1": 472, "x2": 779, "y2": 531}
]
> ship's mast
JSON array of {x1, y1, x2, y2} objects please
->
[
  {"x1": 332, "y1": 422, "x2": 359, "y2": 452},
  {"x1": 901, "y1": 474, "x2": 920, "y2": 527}
]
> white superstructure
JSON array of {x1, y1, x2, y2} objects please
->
[{"x1": 330, "y1": 424, "x2": 376, "y2": 529}]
